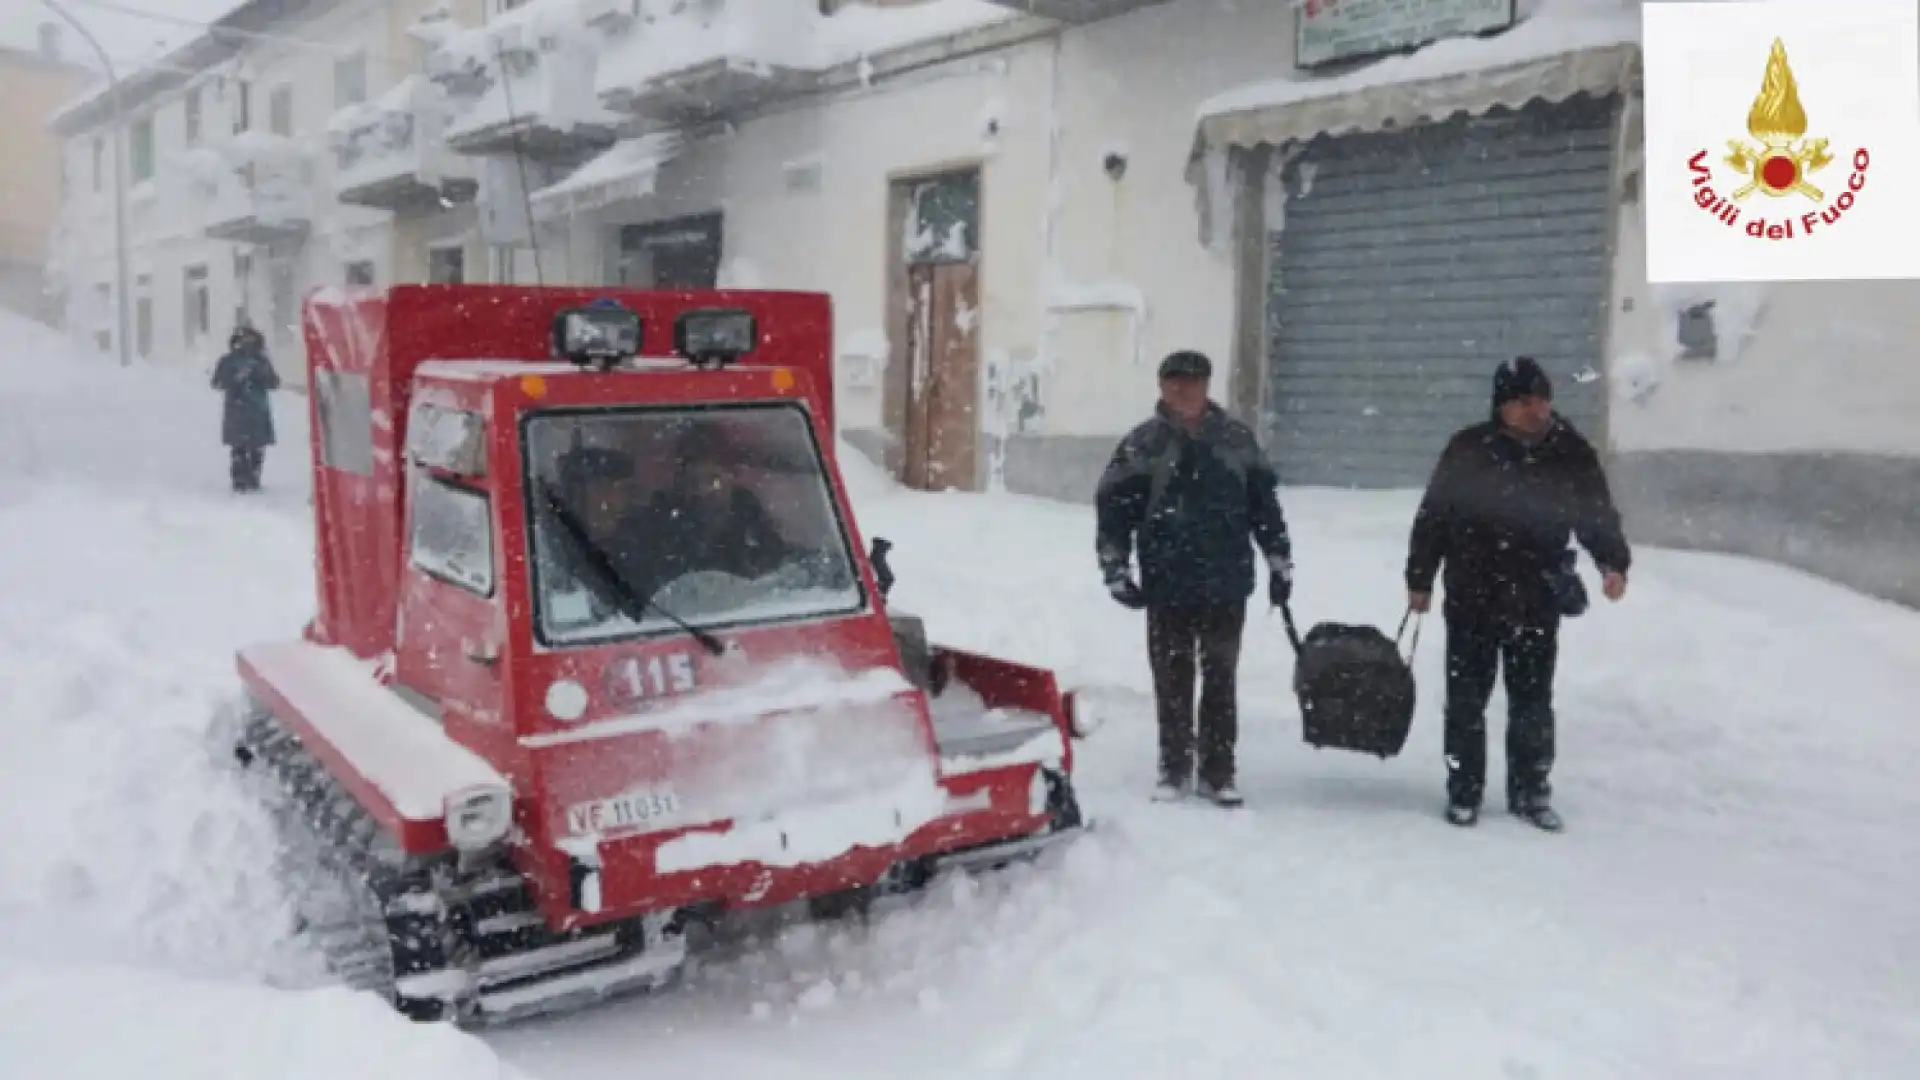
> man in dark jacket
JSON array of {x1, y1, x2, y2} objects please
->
[
  {"x1": 1405, "y1": 357, "x2": 1631, "y2": 832},
  {"x1": 210, "y1": 326, "x2": 280, "y2": 492},
  {"x1": 1095, "y1": 350, "x2": 1293, "y2": 807}
]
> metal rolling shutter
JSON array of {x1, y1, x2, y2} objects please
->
[{"x1": 1265, "y1": 94, "x2": 1620, "y2": 488}]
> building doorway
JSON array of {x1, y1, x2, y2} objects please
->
[
  {"x1": 888, "y1": 168, "x2": 980, "y2": 492},
  {"x1": 616, "y1": 212, "x2": 723, "y2": 288}
]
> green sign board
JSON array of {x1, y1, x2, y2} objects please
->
[{"x1": 1296, "y1": 0, "x2": 1518, "y2": 69}]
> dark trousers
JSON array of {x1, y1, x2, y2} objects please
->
[
  {"x1": 229, "y1": 446, "x2": 265, "y2": 491},
  {"x1": 1443, "y1": 615, "x2": 1559, "y2": 807},
  {"x1": 1146, "y1": 602, "x2": 1246, "y2": 789}
]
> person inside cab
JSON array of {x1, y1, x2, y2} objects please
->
[{"x1": 636, "y1": 425, "x2": 794, "y2": 586}]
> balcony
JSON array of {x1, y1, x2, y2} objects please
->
[
  {"x1": 971, "y1": 0, "x2": 1172, "y2": 22},
  {"x1": 329, "y1": 76, "x2": 479, "y2": 213},
  {"x1": 201, "y1": 134, "x2": 315, "y2": 247},
  {"x1": 434, "y1": 0, "x2": 621, "y2": 164},
  {"x1": 595, "y1": 0, "x2": 822, "y2": 125}
]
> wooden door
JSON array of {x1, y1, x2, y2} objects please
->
[
  {"x1": 902, "y1": 260, "x2": 979, "y2": 492},
  {"x1": 894, "y1": 169, "x2": 980, "y2": 492}
]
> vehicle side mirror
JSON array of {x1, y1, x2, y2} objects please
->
[{"x1": 869, "y1": 536, "x2": 895, "y2": 601}]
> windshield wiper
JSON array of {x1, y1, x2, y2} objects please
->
[{"x1": 535, "y1": 481, "x2": 726, "y2": 656}]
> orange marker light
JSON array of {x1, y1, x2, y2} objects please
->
[
  {"x1": 770, "y1": 368, "x2": 796, "y2": 393},
  {"x1": 520, "y1": 374, "x2": 548, "y2": 399}
]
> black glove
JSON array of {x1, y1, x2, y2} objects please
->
[
  {"x1": 1267, "y1": 553, "x2": 1293, "y2": 607},
  {"x1": 1102, "y1": 563, "x2": 1147, "y2": 610}
]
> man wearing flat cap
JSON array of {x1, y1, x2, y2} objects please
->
[
  {"x1": 1405, "y1": 356, "x2": 1632, "y2": 832},
  {"x1": 1094, "y1": 349, "x2": 1293, "y2": 808}
]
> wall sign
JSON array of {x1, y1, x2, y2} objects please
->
[{"x1": 1296, "y1": 0, "x2": 1517, "y2": 70}]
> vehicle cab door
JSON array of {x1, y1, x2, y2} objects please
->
[{"x1": 392, "y1": 382, "x2": 511, "y2": 734}]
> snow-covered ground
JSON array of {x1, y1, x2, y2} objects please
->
[{"x1": 2, "y1": 313, "x2": 1918, "y2": 1078}]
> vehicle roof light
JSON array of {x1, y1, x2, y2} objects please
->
[
  {"x1": 554, "y1": 303, "x2": 642, "y2": 370},
  {"x1": 409, "y1": 402, "x2": 487, "y2": 477},
  {"x1": 675, "y1": 308, "x2": 757, "y2": 370}
]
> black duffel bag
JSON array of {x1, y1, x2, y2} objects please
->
[{"x1": 1279, "y1": 603, "x2": 1421, "y2": 759}]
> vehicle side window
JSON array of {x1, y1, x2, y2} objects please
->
[
  {"x1": 410, "y1": 467, "x2": 495, "y2": 596},
  {"x1": 315, "y1": 370, "x2": 374, "y2": 476}
]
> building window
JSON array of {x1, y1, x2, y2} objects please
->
[
  {"x1": 334, "y1": 52, "x2": 368, "y2": 108},
  {"x1": 269, "y1": 259, "x2": 296, "y2": 344},
  {"x1": 184, "y1": 265, "x2": 211, "y2": 344},
  {"x1": 92, "y1": 283, "x2": 111, "y2": 353},
  {"x1": 428, "y1": 245, "x2": 465, "y2": 284},
  {"x1": 185, "y1": 87, "x2": 203, "y2": 145},
  {"x1": 345, "y1": 261, "x2": 377, "y2": 286},
  {"x1": 134, "y1": 274, "x2": 153, "y2": 359},
  {"x1": 130, "y1": 117, "x2": 155, "y2": 183},
  {"x1": 233, "y1": 80, "x2": 251, "y2": 133},
  {"x1": 270, "y1": 85, "x2": 294, "y2": 137},
  {"x1": 91, "y1": 138, "x2": 102, "y2": 192},
  {"x1": 232, "y1": 250, "x2": 253, "y2": 327},
  {"x1": 1677, "y1": 301, "x2": 1718, "y2": 360}
]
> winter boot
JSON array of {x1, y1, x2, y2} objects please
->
[
  {"x1": 1151, "y1": 776, "x2": 1189, "y2": 803},
  {"x1": 1197, "y1": 781, "x2": 1244, "y2": 809},
  {"x1": 1509, "y1": 792, "x2": 1563, "y2": 832},
  {"x1": 1445, "y1": 802, "x2": 1479, "y2": 827}
]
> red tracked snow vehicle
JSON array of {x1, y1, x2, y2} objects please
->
[{"x1": 226, "y1": 284, "x2": 1090, "y2": 1025}]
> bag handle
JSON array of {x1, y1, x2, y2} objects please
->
[
  {"x1": 1279, "y1": 600, "x2": 1423, "y2": 664},
  {"x1": 1394, "y1": 606, "x2": 1424, "y2": 665},
  {"x1": 1275, "y1": 597, "x2": 1303, "y2": 657}
]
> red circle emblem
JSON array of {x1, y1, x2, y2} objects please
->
[{"x1": 1760, "y1": 154, "x2": 1799, "y2": 191}]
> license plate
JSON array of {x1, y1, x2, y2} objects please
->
[{"x1": 566, "y1": 788, "x2": 682, "y2": 836}]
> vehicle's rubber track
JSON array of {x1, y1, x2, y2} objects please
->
[
  {"x1": 222, "y1": 691, "x2": 1087, "y2": 1025},
  {"x1": 229, "y1": 697, "x2": 679, "y2": 1024}
]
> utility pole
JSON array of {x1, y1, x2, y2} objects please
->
[{"x1": 43, "y1": 0, "x2": 132, "y2": 368}]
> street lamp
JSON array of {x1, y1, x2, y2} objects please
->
[{"x1": 42, "y1": 0, "x2": 131, "y2": 369}]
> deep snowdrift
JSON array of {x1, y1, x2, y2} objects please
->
[
  {"x1": 2, "y1": 315, "x2": 1917, "y2": 1079},
  {"x1": 0, "y1": 959, "x2": 523, "y2": 1080},
  {"x1": 0, "y1": 320, "x2": 517, "y2": 1078}
]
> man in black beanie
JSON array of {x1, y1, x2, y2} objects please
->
[
  {"x1": 1095, "y1": 349, "x2": 1293, "y2": 807},
  {"x1": 1404, "y1": 356, "x2": 1631, "y2": 831}
]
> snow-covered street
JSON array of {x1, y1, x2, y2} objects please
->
[{"x1": 3, "y1": 323, "x2": 1918, "y2": 1079}]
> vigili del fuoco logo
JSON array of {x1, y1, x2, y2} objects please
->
[{"x1": 1688, "y1": 36, "x2": 1871, "y2": 241}]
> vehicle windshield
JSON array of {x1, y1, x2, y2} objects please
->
[{"x1": 525, "y1": 402, "x2": 864, "y2": 646}]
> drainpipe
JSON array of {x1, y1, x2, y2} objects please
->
[{"x1": 43, "y1": 0, "x2": 131, "y2": 368}]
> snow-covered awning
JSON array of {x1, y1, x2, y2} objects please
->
[
  {"x1": 1192, "y1": 1, "x2": 1640, "y2": 156},
  {"x1": 1184, "y1": 1, "x2": 1641, "y2": 249},
  {"x1": 528, "y1": 131, "x2": 686, "y2": 221}
]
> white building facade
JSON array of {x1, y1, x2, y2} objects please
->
[
  {"x1": 46, "y1": 0, "x2": 1920, "y2": 606},
  {"x1": 47, "y1": 0, "x2": 490, "y2": 380}
]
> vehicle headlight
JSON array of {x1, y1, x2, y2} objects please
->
[
  {"x1": 545, "y1": 678, "x2": 589, "y2": 722},
  {"x1": 445, "y1": 785, "x2": 512, "y2": 851}
]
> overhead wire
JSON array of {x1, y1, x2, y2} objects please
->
[{"x1": 64, "y1": 0, "x2": 431, "y2": 75}]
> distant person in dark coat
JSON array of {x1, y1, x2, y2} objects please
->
[
  {"x1": 210, "y1": 326, "x2": 280, "y2": 493},
  {"x1": 1405, "y1": 356, "x2": 1632, "y2": 832},
  {"x1": 1095, "y1": 350, "x2": 1293, "y2": 808}
]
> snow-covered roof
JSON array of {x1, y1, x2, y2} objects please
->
[
  {"x1": 595, "y1": 0, "x2": 1028, "y2": 98},
  {"x1": 438, "y1": 0, "x2": 624, "y2": 143},
  {"x1": 529, "y1": 131, "x2": 686, "y2": 220},
  {"x1": 1194, "y1": 0, "x2": 1641, "y2": 153},
  {"x1": 328, "y1": 75, "x2": 448, "y2": 139},
  {"x1": 816, "y1": 0, "x2": 1023, "y2": 63}
]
